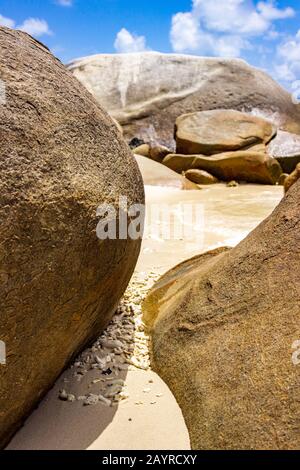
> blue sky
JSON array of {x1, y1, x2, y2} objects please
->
[{"x1": 0, "y1": 0, "x2": 299, "y2": 90}]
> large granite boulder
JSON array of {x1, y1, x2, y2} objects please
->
[
  {"x1": 0, "y1": 27, "x2": 144, "y2": 447},
  {"x1": 175, "y1": 110, "x2": 276, "y2": 155},
  {"x1": 268, "y1": 131, "x2": 300, "y2": 173},
  {"x1": 143, "y1": 181, "x2": 300, "y2": 450},
  {"x1": 68, "y1": 52, "x2": 300, "y2": 147},
  {"x1": 163, "y1": 151, "x2": 282, "y2": 185}
]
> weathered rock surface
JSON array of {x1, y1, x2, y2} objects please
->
[
  {"x1": 0, "y1": 26, "x2": 144, "y2": 447},
  {"x1": 268, "y1": 131, "x2": 300, "y2": 173},
  {"x1": 278, "y1": 173, "x2": 289, "y2": 186},
  {"x1": 149, "y1": 145, "x2": 171, "y2": 163},
  {"x1": 185, "y1": 169, "x2": 219, "y2": 185},
  {"x1": 134, "y1": 144, "x2": 150, "y2": 157},
  {"x1": 163, "y1": 151, "x2": 282, "y2": 185},
  {"x1": 175, "y1": 110, "x2": 276, "y2": 155},
  {"x1": 144, "y1": 181, "x2": 300, "y2": 450},
  {"x1": 68, "y1": 52, "x2": 300, "y2": 147},
  {"x1": 284, "y1": 163, "x2": 300, "y2": 193},
  {"x1": 135, "y1": 155, "x2": 198, "y2": 190}
]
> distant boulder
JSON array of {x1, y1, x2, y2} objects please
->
[
  {"x1": 175, "y1": 110, "x2": 276, "y2": 155},
  {"x1": 163, "y1": 150, "x2": 282, "y2": 185},
  {"x1": 68, "y1": 52, "x2": 300, "y2": 147},
  {"x1": 268, "y1": 131, "x2": 300, "y2": 173}
]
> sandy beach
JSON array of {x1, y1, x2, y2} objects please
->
[{"x1": 6, "y1": 183, "x2": 283, "y2": 450}]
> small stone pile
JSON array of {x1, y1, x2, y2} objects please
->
[
  {"x1": 162, "y1": 110, "x2": 283, "y2": 185},
  {"x1": 131, "y1": 110, "x2": 286, "y2": 185},
  {"x1": 58, "y1": 272, "x2": 159, "y2": 407}
]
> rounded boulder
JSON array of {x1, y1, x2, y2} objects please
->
[{"x1": 0, "y1": 27, "x2": 144, "y2": 447}]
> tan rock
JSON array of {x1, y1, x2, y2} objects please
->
[
  {"x1": 284, "y1": 163, "x2": 300, "y2": 193},
  {"x1": 149, "y1": 145, "x2": 171, "y2": 163},
  {"x1": 278, "y1": 173, "x2": 289, "y2": 186},
  {"x1": 111, "y1": 117, "x2": 123, "y2": 135},
  {"x1": 163, "y1": 150, "x2": 282, "y2": 185},
  {"x1": 0, "y1": 26, "x2": 144, "y2": 447},
  {"x1": 134, "y1": 144, "x2": 150, "y2": 157},
  {"x1": 185, "y1": 169, "x2": 219, "y2": 185},
  {"x1": 175, "y1": 110, "x2": 277, "y2": 155},
  {"x1": 144, "y1": 180, "x2": 300, "y2": 449}
]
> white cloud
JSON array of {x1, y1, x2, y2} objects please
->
[
  {"x1": 114, "y1": 28, "x2": 148, "y2": 53},
  {"x1": 273, "y1": 31, "x2": 300, "y2": 85},
  {"x1": 277, "y1": 31, "x2": 300, "y2": 63},
  {"x1": 170, "y1": 11, "x2": 248, "y2": 57},
  {"x1": 171, "y1": 0, "x2": 295, "y2": 58},
  {"x1": 18, "y1": 18, "x2": 52, "y2": 37},
  {"x1": 274, "y1": 62, "x2": 296, "y2": 82},
  {"x1": 0, "y1": 12, "x2": 52, "y2": 38},
  {"x1": 257, "y1": 1, "x2": 294, "y2": 21},
  {"x1": 0, "y1": 13, "x2": 15, "y2": 28},
  {"x1": 192, "y1": 0, "x2": 267, "y2": 36},
  {"x1": 56, "y1": 0, "x2": 73, "y2": 6},
  {"x1": 170, "y1": 12, "x2": 200, "y2": 52}
]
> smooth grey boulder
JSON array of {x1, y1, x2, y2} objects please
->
[
  {"x1": 268, "y1": 131, "x2": 300, "y2": 173},
  {"x1": 68, "y1": 52, "x2": 300, "y2": 146}
]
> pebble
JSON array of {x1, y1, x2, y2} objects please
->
[
  {"x1": 98, "y1": 395, "x2": 112, "y2": 407},
  {"x1": 227, "y1": 180, "x2": 239, "y2": 187},
  {"x1": 56, "y1": 272, "x2": 160, "y2": 407},
  {"x1": 59, "y1": 390, "x2": 68, "y2": 401},
  {"x1": 67, "y1": 394, "x2": 76, "y2": 402},
  {"x1": 83, "y1": 394, "x2": 99, "y2": 406}
]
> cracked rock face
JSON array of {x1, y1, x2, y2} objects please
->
[
  {"x1": 68, "y1": 52, "x2": 300, "y2": 147},
  {"x1": 0, "y1": 26, "x2": 144, "y2": 447},
  {"x1": 144, "y1": 182, "x2": 300, "y2": 450}
]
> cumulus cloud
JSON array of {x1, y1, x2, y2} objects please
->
[
  {"x1": 277, "y1": 31, "x2": 300, "y2": 63},
  {"x1": 0, "y1": 12, "x2": 52, "y2": 38},
  {"x1": 114, "y1": 28, "x2": 148, "y2": 53},
  {"x1": 170, "y1": 12, "x2": 200, "y2": 52},
  {"x1": 257, "y1": 1, "x2": 294, "y2": 21},
  {"x1": 274, "y1": 31, "x2": 300, "y2": 84},
  {"x1": 0, "y1": 13, "x2": 15, "y2": 28},
  {"x1": 18, "y1": 18, "x2": 52, "y2": 37},
  {"x1": 170, "y1": 0, "x2": 295, "y2": 58},
  {"x1": 170, "y1": 10, "x2": 249, "y2": 57}
]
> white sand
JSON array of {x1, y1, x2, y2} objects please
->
[{"x1": 7, "y1": 183, "x2": 283, "y2": 450}]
